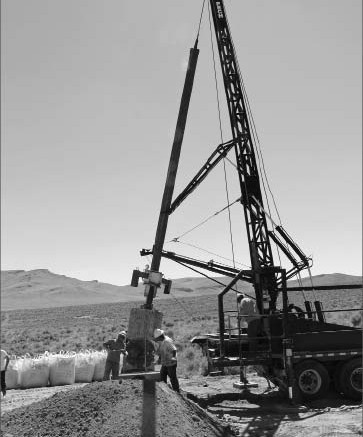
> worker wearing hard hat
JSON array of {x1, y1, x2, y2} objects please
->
[
  {"x1": 103, "y1": 331, "x2": 128, "y2": 381},
  {"x1": 153, "y1": 328, "x2": 180, "y2": 393},
  {"x1": 237, "y1": 294, "x2": 261, "y2": 350}
]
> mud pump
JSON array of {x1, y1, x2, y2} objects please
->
[{"x1": 128, "y1": 0, "x2": 362, "y2": 402}]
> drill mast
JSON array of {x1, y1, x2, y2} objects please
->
[{"x1": 209, "y1": 0, "x2": 276, "y2": 313}]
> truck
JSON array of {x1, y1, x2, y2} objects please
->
[{"x1": 131, "y1": 0, "x2": 362, "y2": 402}]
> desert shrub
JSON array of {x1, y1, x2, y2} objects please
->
[
  {"x1": 165, "y1": 329, "x2": 174, "y2": 339},
  {"x1": 3, "y1": 289, "x2": 359, "y2": 361},
  {"x1": 184, "y1": 347, "x2": 195, "y2": 361},
  {"x1": 177, "y1": 345, "x2": 207, "y2": 378}
]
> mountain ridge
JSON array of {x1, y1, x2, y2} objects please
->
[{"x1": 1, "y1": 269, "x2": 361, "y2": 311}]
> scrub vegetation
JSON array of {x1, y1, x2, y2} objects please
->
[{"x1": 1, "y1": 289, "x2": 361, "y2": 378}]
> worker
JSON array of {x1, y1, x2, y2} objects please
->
[
  {"x1": 1, "y1": 349, "x2": 10, "y2": 396},
  {"x1": 237, "y1": 294, "x2": 261, "y2": 349},
  {"x1": 153, "y1": 328, "x2": 180, "y2": 393},
  {"x1": 103, "y1": 331, "x2": 128, "y2": 381}
]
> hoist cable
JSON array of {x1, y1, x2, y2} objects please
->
[
  {"x1": 226, "y1": 13, "x2": 283, "y2": 228},
  {"x1": 208, "y1": 2, "x2": 224, "y2": 144},
  {"x1": 168, "y1": 197, "x2": 241, "y2": 242},
  {"x1": 169, "y1": 291, "x2": 201, "y2": 322},
  {"x1": 167, "y1": 239, "x2": 251, "y2": 269},
  {"x1": 171, "y1": 258, "x2": 255, "y2": 300},
  {"x1": 222, "y1": 158, "x2": 237, "y2": 269},
  {"x1": 224, "y1": 6, "x2": 285, "y2": 270},
  {"x1": 195, "y1": 0, "x2": 206, "y2": 42},
  {"x1": 238, "y1": 65, "x2": 282, "y2": 226},
  {"x1": 224, "y1": 5, "x2": 279, "y2": 225}
]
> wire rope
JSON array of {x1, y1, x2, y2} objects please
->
[
  {"x1": 168, "y1": 197, "x2": 241, "y2": 242},
  {"x1": 195, "y1": 0, "x2": 206, "y2": 42},
  {"x1": 223, "y1": 7, "x2": 292, "y2": 275},
  {"x1": 222, "y1": 7, "x2": 279, "y2": 224},
  {"x1": 169, "y1": 291, "x2": 202, "y2": 322},
  {"x1": 233, "y1": 42, "x2": 283, "y2": 227},
  {"x1": 167, "y1": 239, "x2": 250, "y2": 269},
  {"x1": 171, "y1": 258, "x2": 255, "y2": 300},
  {"x1": 207, "y1": 2, "x2": 224, "y2": 144}
]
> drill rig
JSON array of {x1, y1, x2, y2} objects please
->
[{"x1": 131, "y1": 0, "x2": 362, "y2": 401}]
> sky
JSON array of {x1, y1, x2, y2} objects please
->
[{"x1": 1, "y1": 0, "x2": 361, "y2": 287}]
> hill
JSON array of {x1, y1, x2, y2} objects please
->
[
  {"x1": 0, "y1": 269, "x2": 244, "y2": 311},
  {"x1": 1, "y1": 269, "x2": 361, "y2": 311}
]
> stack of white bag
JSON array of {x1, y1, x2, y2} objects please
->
[{"x1": 5, "y1": 349, "x2": 108, "y2": 389}]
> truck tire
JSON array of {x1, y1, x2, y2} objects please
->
[
  {"x1": 294, "y1": 360, "x2": 330, "y2": 400},
  {"x1": 338, "y1": 357, "x2": 362, "y2": 401}
]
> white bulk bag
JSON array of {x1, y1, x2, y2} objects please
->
[
  {"x1": 20, "y1": 354, "x2": 50, "y2": 389},
  {"x1": 5, "y1": 356, "x2": 21, "y2": 390},
  {"x1": 75, "y1": 350, "x2": 95, "y2": 383},
  {"x1": 119, "y1": 353, "x2": 124, "y2": 373},
  {"x1": 49, "y1": 351, "x2": 76, "y2": 386},
  {"x1": 92, "y1": 350, "x2": 107, "y2": 381}
]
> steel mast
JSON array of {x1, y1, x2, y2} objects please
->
[{"x1": 209, "y1": 0, "x2": 277, "y2": 313}]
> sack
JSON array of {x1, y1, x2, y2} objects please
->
[
  {"x1": 75, "y1": 350, "x2": 95, "y2": 383},
  {"x1": 5, "y1": 356, "x2": 21, "y2": 390},
  {"x1": 49, "y1": 351, "x2": 76, "y2": 386},
  {"x1": 119, "y1": 353, "x2": 124, "y2": 373},
  {"x1": 92, "y1": 350, "x2": 107, "y2": 381},
  {"x1": 20, "y1": 354, "x2": 50, "y2": 389}
]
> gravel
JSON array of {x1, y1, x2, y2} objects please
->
[{"x1": 0, "y1": 380, "x2": 230, "y2": 437}]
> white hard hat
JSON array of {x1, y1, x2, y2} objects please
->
[
  {"x1": 153, "y1": 328, "x2": 164, "y2": 339},
  {"x1": 118, "y1": 331, "x2": 126, "y2": 337}
]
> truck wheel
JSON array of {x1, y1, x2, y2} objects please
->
[
  {"x1": 294, "y1": 360, "x2": 330, "y2": 400},
  {"x1": 338, "y1": 357, "x2": 362, "y2": 401}
]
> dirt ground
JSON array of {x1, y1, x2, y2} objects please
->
[
  {"x1": 182, "y1": 374, "x2": 362, "y2": 436},
  {"x1": 1, "y1": 374, "x2": 362, "y2": 437}
]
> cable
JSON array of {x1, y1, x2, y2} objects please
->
[
  {"x1": 208, "y1": 1, "x2": 224, "y2": 144},
  {"x1": 223, "y1": 4, "x2": 285, "y2": 271},
  {"x1": 167, "y1": 239, "x2": 251, "y2": 269},
  {"x1": 168, "y1": 197, "x2": 241, "y2": 242},
  {"x1": 169, "y1": 291, "x2": 201, "y2": 321},
  {"x1": 171, "y1": 258, "x2": 255, "y2": 300},
  {"x1": 195, "y1": 0, "x2": 206, "y2": 43},
  {"x1": 207, "y1": 1, "x2": 238, "y2": 294},
  {"x1": 225, "y1": 11, "x2": 285, "y2": 241}
]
